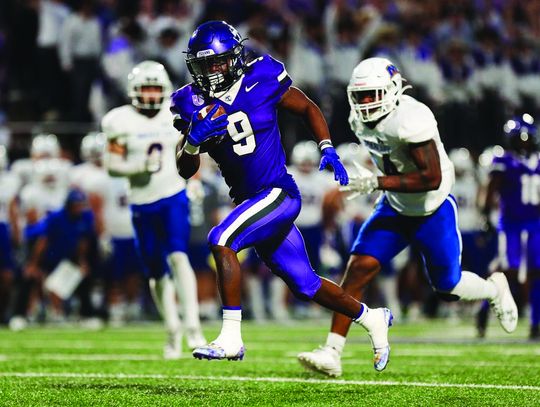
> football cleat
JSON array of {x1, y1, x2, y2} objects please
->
[
  {"x1": 363, "y1": 307, "x2": 393, "y2": 372},
  {"x1": 186, "y1": 328, "x2": 207, "y2": 350},
  {"x1": 488, "y1": 273, "x2": 518, "y2": 333},
  {"x1": 297, "y1": 345, "x2": 342, "y2": 377},
  {"x1": 192, "y1": 342, "x2": 245, "y2": 361}
]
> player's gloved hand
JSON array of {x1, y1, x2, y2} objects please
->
[
  {"x1": 339, "y1": 161, "x2": 379, "y2": 200},
  {"x1": 187, "y1": 105, "x2": 229, "y2": 147},
  {"x1": 319, "y1": 146, "x2": 349, "y2": 185}
]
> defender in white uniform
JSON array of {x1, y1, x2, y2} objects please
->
[
  {"x1": 298, "y1": 57, "x2": 518, "y2": 377},
  {"x1": 103, "y1": 61, "x2": 205, "y2": 359}
]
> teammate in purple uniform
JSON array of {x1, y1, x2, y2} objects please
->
[
  {"x1": 483, "y1": 114, "x2": 540, "y2": 339},
  {"x1": 172, "y1": 21, "x2": 393, "y2": 368}
]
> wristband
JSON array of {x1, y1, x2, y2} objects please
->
[
  {"x1": 318, "y1": 140, "x2": 333, "y2": 151},
  {"x1": 183, "y1": 141, "x2": 200, "y2": 156}
]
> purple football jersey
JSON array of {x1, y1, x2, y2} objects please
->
[
  {"x1": 491, "y1": 152, "x2": 540, "y2": 224},
  {"x1": 171, "y1": 55, "x2": 300, "y2": 204}
]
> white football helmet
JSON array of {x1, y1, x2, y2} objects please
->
[
  {"x1": 30, "y1": 134, "x2": 60, "y2": 159},
  {"x1": 449, "y1": 148, "x2": 474, "y2": 174},
  {"x1": 127, "y1": 60, "x2": 173, "y2": 110},
  {"x1": 291, "y1": 141, "x2": 320, "y2": 167},
  {"x1": 81, "y1": 132, "x2": 106, "y2": 163},
  {"x1": 0, "y1": 145, "x2": 7, "y2": 172},
  {"x1": 347, "y1": 57, "x2": 410, "y2": 123},
  {"x1": 33, "y1": 158, "x2": 64, "y2": 189}
]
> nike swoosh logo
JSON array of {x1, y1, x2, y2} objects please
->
[{"x1": 245, "y1": 82, "x2": 259, "y2": 92}]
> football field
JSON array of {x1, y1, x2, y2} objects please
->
[{"x1": 0, "y1": 319, "x2": 539, "y2": 406}]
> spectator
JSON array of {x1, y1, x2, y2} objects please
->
[{"x1": 58, "y1": 0, "x2": 102, "y2": 121}]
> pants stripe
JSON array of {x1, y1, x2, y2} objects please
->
[{"x1": 217, "y1": 188, "x2": 286, "y2": 247}]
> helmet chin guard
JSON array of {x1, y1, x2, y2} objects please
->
[{"x1": 347, "y1": 57, "x2": 411, "y2": 123}]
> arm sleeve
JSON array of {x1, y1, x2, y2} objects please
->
[{"x1": 101, "y1": 113, "x2": 146, "y2": 176}]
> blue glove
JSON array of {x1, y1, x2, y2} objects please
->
[
  {"x1": 187, "y1": 105, "x2": 229, "y2": 147},
  {"x1": 319, "y1": 147, "x2": 349, "y2": 186}
]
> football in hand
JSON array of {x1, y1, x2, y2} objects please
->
[
  {"x1": 197, "y1": 104, "x2": 228, "y2": 152},
  {"x1": 197, "y1": 104, "x2": 227, "y2": 120}
]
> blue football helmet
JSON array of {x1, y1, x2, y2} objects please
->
[
  {"x1": 185, "y1": 21, "x2": 246, "y2": 94},
  {"x1": 503, "y1": 113, "x2": 538, "y2": 154}
]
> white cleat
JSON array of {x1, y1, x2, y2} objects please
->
[
  {"x1": 488, "y1": 272, "x2": 518, "y2": 333},
  {"x1": 363, "y1": 307, "x2": 393, "y2": 372},
  {"x1": 186, "y1": 328, "x2": 207, "y2": 350},
  {"x1": 163, "y1": 330, "x2": 182, "y2": 360},
  {"x1": 297, "y1": 345, "x2": 342, "y2": 377},
  {"x1": 8, "y1": 316, "x2": 27, "y2": 332}
]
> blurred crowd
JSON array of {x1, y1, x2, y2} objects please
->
[{"x1": 1, "y1": 0, "x2": 540, "y2": 159}]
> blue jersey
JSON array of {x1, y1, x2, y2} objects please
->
[
  {"x1": 171, "y1": 54, "x2": 300, "y2": 204},
  {"x1": 491, "y1": 152, "x2": 540, "y2": 225},
  {"x1": 41, "y1": 208, "x2": 95, "y2": 270}
]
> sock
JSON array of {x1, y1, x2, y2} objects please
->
[
  {"x1": 325, "y1": 332, "x2": 346, "y2": 354},
  {"x1": 354, "y1": 303, "x2": 366, "y2": 323},
  {"x1": 269, "y1": 277, "x2": 288, "y2": 320},
  {"x1": 246, "y1": 274, "x2": 266, "y2": 321},
  {"x1": 167, "y1": 252, "x2": 201, "y2": 331},
  {"x1": 149, "y1": 276, "x2": 181, "y2": 334},
  {"x1": 216, "y1": 308, "x2": 242, "y2": 345},
  {"x1": 450, "y1": 271, "x2": 498, "y2": 301}
]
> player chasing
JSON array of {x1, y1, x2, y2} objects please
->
[
  {"x1": 481, "y1": 115, "x2": 540, "y2": 339},
  {"x1": 173, "y1": 21, "x2": 392, "y2": 368},
  {"x1": 102, "y1": 61, "x2": 205, "y2": 359},
  {"x1": 297, "y1": 57, "x2": 518, "y2": 377}
]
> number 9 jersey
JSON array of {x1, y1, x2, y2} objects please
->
[
  {"x1": 349, "y1": 94, "x2": 455, "y2": 216},
  {"x1": 101, "y1": 100, "x2": 186, "y2": 205},
  {"x1": 171, "y1": 55, "x2": 299, "y2": 205}
]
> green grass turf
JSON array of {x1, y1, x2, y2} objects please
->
[{"x1": 0, "y1": 319, "x2": 539, "y2": 406}]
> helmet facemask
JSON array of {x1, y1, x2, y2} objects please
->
[
  {"x1": 186, "y1": 44, "x2": 245, "y2": 95},
  {"x1": 348, "y1": 79, "x2": 401, "y2": 123},
  {"x1": 129, "y1": 84, "x2": 167, "y2": 111}
]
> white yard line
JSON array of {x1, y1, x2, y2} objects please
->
[
  {"x1": 0, "y1": 372, "x2": 538, "y2": 391},
  {"x1": 0, "y1": 353, "x2": 538, "y2": 369}
]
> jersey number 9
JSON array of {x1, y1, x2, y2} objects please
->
[{"x1": 227, "y1": 111, "x2": 255, "y2": 156}]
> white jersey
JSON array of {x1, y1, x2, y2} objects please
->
[
  {"x1": 19, "y1": 183, "x2": 66, "y2": 220},
  {"x1": 10, "y1": 158, "x2": 34, "y2": 188},
  {"x1": 0, "y1": 172, "x2": 20, "y2": 223},
  {"x1": 104, "y1": 176, "x2": 134, "y2": 239},
  {"x1": 288, "y1": 168, "x2": 334, "y2": 228},
  {"x1": 349, "y1": 95, "x2": 455, "y2": 216},
  {"x1": 452, "y1": 173, "x2": 483, "y2": 232},
  {"x1": 101, "y1": 102, "x2": 185, "y2": 205},
  {"x1": 70, "y1": 162, "x2": 109, "y2": 194}
]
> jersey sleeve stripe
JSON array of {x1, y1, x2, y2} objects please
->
[{"x1": 278, "y1": 69, "x2": 289, "y2": 82}]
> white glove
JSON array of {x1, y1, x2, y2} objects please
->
[{"x1": 339, "y1": 161, "x2": 379, "y2": 200}]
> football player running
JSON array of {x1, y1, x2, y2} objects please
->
[
  {"x1": 102, "y1": 61, "x2": 205, "y2": 359},
  {"x1": 482, "y1": 115, "x2": 540, "y2": 339},
  {"x1": 297, "y1": 57, "x2": 518, "y2": 377},
  {"x1": 173, "y1": 21, "x2": 392, "y2": 367}
]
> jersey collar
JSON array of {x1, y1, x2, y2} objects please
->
[{"x1": 215, "y1": 75, "x2": 244, "y2": 105}]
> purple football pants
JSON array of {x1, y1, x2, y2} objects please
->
[{"x1": 208, "y1": 187, "x2": 322, "y2": 299}]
